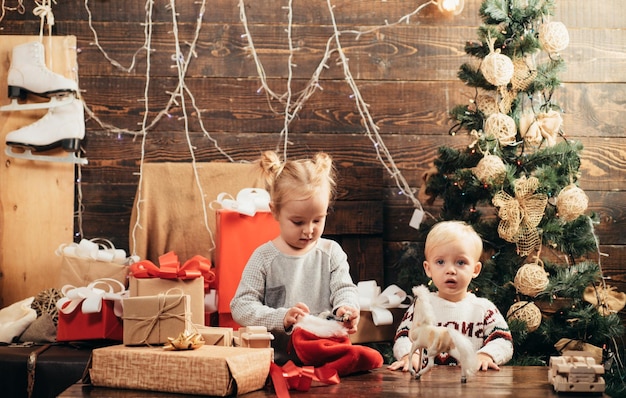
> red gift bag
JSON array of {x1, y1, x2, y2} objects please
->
[{"x1": 215, "y1": 209, "x2": 280, "y2": 328}]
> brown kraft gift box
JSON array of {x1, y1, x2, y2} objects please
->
[
  {"x1": 349, "y1": 308, "x2": 406, "y2": 344},
  {"x1": 123, "y1": 293, "x2": 191, "y2": 345},
  {"x1": 89, "y1": 345, "x2": 272, "y2": 396},
  {"x1": 128, "y1": 275, "x2": 204, "y2": 325}
]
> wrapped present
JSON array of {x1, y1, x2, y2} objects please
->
[
  {"x1": 57, "y1": 238, "x2": 139, "y2": 289},
  {"x1": 123, "y1": 292, "x2": 191, "y2": 346},
  {"x1": 215, "y1": 207, "x2": 280, "y2": 328},
  {"x1": 90, "y1": 344, "x2": 272, "y2": 396},
  {"x1": 56, "y1": 278, "x2": 126, "y2": 342},
  {"x1": 233, "y1": 326, "x2": 274, "y2": 349},
  {"x1": 196, "y1": 325, "x2": 233, "y2": 346},
  {"x1": 129, "y1": 252, "x2": 214, "y2": 326},
  {"x1": 349, "y1": 280, "x2": 410, "y2": 343}
]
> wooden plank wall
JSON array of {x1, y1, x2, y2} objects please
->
[{"x1": 0, "y1": 0, "x2": 624, "y2": 318}]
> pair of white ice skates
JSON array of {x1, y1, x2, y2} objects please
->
[{"x1": 2, "y1": 40, "x2": 87, "y2": 164}]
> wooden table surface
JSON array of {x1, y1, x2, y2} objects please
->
[{"x1": 60, "y1": 365, "x2": 610, "y2": 397}]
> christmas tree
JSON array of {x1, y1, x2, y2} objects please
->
[{"x1": 397, "y1": 0, "x2": 625, "y2": 394}]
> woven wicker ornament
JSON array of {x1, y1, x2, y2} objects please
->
[
  {"x1": 480, "y1": 39, "x2": 514, "y2": 86},
  {"x1": 473, "y1": 154, "x2": 506, "y2": 184},
  {"x1": 556, "y1": 184, "x2": 588, "y2": 222},
  {"x1": 492, "y1": 176, "x2": 548, "y2": 256},
  {"x1": 584, "y1": 284, "x2": 626, "y2": 316},
  {"x1": 514, "y1": 263, "x2": 549, "y2": 297},
  {"x1": 539, "y1": 21, "x2": 570, "y2": 53},
  {"x1": 507, "y1": 301, "x2": 541, "y2": 332},
  {"x1": 484, "y1": 112, "x2": 517, "y2": 146},
  {"x1": 476, "y1": 94, "x2": 499, "y2": 116},
  {"x1": 511, "y1": 56, "x2": 537, "y2": 92}
]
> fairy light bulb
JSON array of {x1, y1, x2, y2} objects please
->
[{"x1": 438, "y1": 0, "x2": 464, "y2": 15}]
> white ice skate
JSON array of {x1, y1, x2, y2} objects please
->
[
  {"x1": 5, "y1": 99, "x2": 88, "y2": 164},
  {"x1": 1, "y1": 41, "x2": 78, "y2": 112}
]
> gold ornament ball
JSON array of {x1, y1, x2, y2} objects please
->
[
  {"x1": 556, "y1": 184, "x2": 588, "y2": 222},
  {"x1": 507, "y1": 301, "x2": 542, "y2": 332},
  {"x1": 514, "y1": 263, "x2": 549, "y2": 297},
  {"x1": 480, "y1": 51, "x2": 514, "y2": 86},
  {"x1": 474, "y1": 154, "x2": 506, "y2": 184},
  {"x1": 539, "y1": 21, "x2": 570, "y2": 53},
  {"x1": 476, "y1": 94, "x2": 499, "y2": 116},
  {"x1": 484, "y1": 113, "x2": 517, "y2": 146}
]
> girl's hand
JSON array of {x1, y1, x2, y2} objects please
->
[
  {"x1": 284, "y1": 302, "x2": 310, "y2": 330},
  {"x1": 336, "y1": 305, "x2": 359, "y2": 333}
]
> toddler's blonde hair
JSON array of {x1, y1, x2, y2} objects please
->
[
  {"x1": 425, "y1": 221, "x2": 483, "y2": 261},
  {"x1": 258, "y1": 151, "x2": 336, "y2": 214}
]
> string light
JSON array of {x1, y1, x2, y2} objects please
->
[{"x1": 436, "y1": 0, "x2": 464, "y2": 15}]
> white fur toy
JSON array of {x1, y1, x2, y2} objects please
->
[{"x1": 405, "y1": 285, "x2": 479, "y2": 383}]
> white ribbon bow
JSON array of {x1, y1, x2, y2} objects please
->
[
  {"x1": 56, "y1": 238, "x2": 137, "y2": 265},
  {"x1": 56, "y1": 278, "x2": 127, "y2": 317},
  {"x1": 214, "y1": 188, "x2": 271, "y2": 216},
  {"x1": 357, "y1": 280, "x2": 409, "y2": 325}
]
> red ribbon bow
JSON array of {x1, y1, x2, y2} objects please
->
[
  {"x1": 129, "y1": 251, "x2": 215, "y2": 291},
  {"x1": 269, "y1": 361, "x2": 340, "y2": 398}
]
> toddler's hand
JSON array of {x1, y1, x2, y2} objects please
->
[
  {"x1": 336, "y1": 305, "x2": 359, "y2": 333},
  {"x1": 284, "y1": 302, "x2": 309, "y2": 330},
  {"x1": 388, "y1": 354, "x2": 421, "y2": 372},
  {"x1": 477, "y1": 352, "x2": 500, "y2": 371}
]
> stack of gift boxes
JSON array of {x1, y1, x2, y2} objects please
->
[{"x1": 55, "y1": 250, "x2": 274, "y2": 396}]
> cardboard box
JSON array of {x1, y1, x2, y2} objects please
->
[
  {"x1": 196, "y1": 326, "x2": 233, "y2": 346},
  {"x1": 129, "y1": 276, "x2": 204, "y2": 325},
  {"x1": 90, "y1": 345, "x2": 272, "y2": 396},
  {"x1": 57, "y1": 299, "x2": 123, "y2": 342},
  {"x1": 123, "y1": 294, "x2": 190, "y2": 345},
  {"x1": 349, "y1": 308, "x2": 406, "y2": 344}
]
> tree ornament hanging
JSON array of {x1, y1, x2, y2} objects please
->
[
  {"x1": 473, "y1": 154, "x2": 506, "y2": 184},
  {"x1": 519, "y1": 110, "x2": 562, "y2": 147},
  {"x1": 484, "y1": 112, "x2": 517, "y2": 146},
  {"x1": 507, "y1": 301, "x2": 541, "y2": 332},
  {"x1": 492, "y1": 176, "x2": 548, "y2": 256},
  {"x1": 514, "y1": 261, "x2": 549, "y2": 297},
  {"x1": 539, "y1": 21, "x2": 570, "y2": 53},
  {"x1": 583, "y1": 284, "x2": 626, "y2": 316},
  {"x1": 476, "y1": 94, "x2": 499, "y2": 116},
  {"x1": 556, "y1": 184, "x2": 589, "y2": 222},
  {"x1": 480, "y1": 38, "x2": 514, "y2": 87},
  {"x1": 510, "y1": 56, "x2": 537, "y2": 92}
]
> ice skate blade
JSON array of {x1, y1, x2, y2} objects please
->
[
  {"x1": 5, "y1": 146, "x2": 88, "y2": 165},
  {"x1": 0, "y1": 96, "x2": 76, "y2": 112}
]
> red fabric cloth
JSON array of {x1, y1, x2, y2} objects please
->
[{"x1": 288, "y1": 328, "x2": 383, "y2": 376}]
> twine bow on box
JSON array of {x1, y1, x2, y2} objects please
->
[
  {"x1": 56, "y1": 278, "x2": 127, "y2": 317},
  {"x1": 129, "y1": 252, "x2": 215, "y2": 291},
  {"x1": 357, "y1": 280, "x2": 409, "y2": 325}
]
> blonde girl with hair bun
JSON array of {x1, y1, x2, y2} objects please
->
[{"x1": 231, "y1": 151, "x2": 360, "y2": 365}]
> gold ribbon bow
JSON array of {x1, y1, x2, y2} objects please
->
[
  {"x1": 492, "y1": 176, "x2": 547, "y2": 256},
  {"x1": 584, "y1": 284, "x2": 626, "y2": 316},
  {"x1": 520, "y1": 110, "x2": 562, "y2": 147}
]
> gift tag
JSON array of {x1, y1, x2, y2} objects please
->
[{"x1": 409, "y1": 208, "x2": 424, "y2": 230}]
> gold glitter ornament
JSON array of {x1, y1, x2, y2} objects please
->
[
  {"x1": 539, "y1": 21, "x2": 570, "y2": 53},
  {"x1": 484, "y1": 112, "x2": 517, "y2": 146},
  {"x1": 514, "y1": 262, "x2": 549, "y2": 297},
  {"x1": 556, "y1": 184, "x2": 588, "y2": 222},
  {"x1": 473, "y1": 154, "x2": 506, "y2": 184},
  {"x1": 480, "y1": 38, "x2": 514, "y2": 86},
  {"x1": 507, "y1": 301, "x2": 542, "y2": 332}
]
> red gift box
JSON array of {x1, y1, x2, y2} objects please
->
[
  {"x1": 215, "y1": 209, "x2": 280, "y2": 328},
  {"x1": 57, "y1": 299, "x2": 123, "y2": 341}
]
